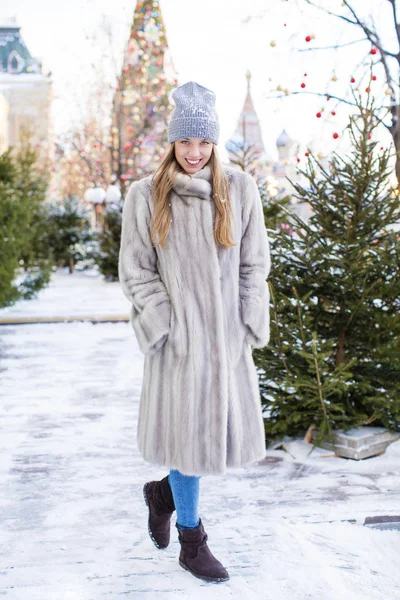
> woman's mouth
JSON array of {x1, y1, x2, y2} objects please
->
[{"x1": 185, "y1": 158, "x2": 202, "y2": 166}]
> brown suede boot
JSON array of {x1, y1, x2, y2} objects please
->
[
  {"x1": 143, "y1": 476, "x2": 175, "y2": 549},
  {"x1": 176, "y1": 518, "x2": 230, "y2": 583}
]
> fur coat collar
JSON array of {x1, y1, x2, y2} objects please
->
[{"x1": 172, "y1": 164, "x2": 213, "y2": 200}]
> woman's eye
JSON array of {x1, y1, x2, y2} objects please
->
[{"x1": 202, "y1": 141, "x2": 210, "y2": 145}]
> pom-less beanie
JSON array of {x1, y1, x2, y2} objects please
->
[{"x1": 167, "y1": 81, "x2": 220, "y2": 145}]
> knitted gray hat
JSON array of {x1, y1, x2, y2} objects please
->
[{"x1": 168, "y1": 81, "x2": 220, "y2": 145}]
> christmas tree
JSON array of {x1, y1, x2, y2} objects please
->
[
  {"x1": 255, "y1": 92, "x2": 400, "y2": 443},
  {"x1": 97, "y1": 0, "x2": 177, "y2": 280},
  {"x1": 110, "y1": 0, "x2": 177, "y2": 191}
]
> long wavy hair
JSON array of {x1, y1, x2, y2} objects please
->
[{"x1": 150, "y1": 144, "x2": 235, "y2": 249}]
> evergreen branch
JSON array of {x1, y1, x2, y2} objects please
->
[
  {"x1": 312, "y1": 331, "x2": 328, "y2": 421},
  {"x1": 346, "y1": 277, "x2": 383, "y2": 328},
  {"x1": 292, "y1": 286, "x2": 307, "y2": 348},
  {"x1": 269, "y1": 282, "x2": 292, "y2": 375},
  {"x1": 379, "y1": 311, "x2": 400, "y2": 336},
  {"x1": 364, "y1": 411, "x2": 378, "y2": 425}
]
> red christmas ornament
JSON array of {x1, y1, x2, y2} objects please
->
[
  {"x1": 124, "y1": 143, "x2": 132, "y2": 151},
  {"x1": 121, "y1": 175, "x2": 128, "y2": 182},
  {"x1": 305, "y1": 35, "x2": 312, "y2": 42},
  {"x1": 316, "y1": 112, "x2": 322, "y2": 118},
  {"x1": 350, "y1": 77, "x2": 356, "y2": 83},
  {"x1": 371, "y1": 75, "x2": 377, "y2": 81},
  {"x1": 304, "y1": 73, "x2": 308, "y2": 77},
  {"x1": 368, "y1": 134, "x2": 372, "y2": 140},
  {"x1": 305, "y1": 152, "x2": 309, "y2": 157},
  {"x1": 370, "y1": 48, "x2": 377, "y2": 55},
  {"x1": 380, "y1": 146, "x2": 384, "y2": 150},
  {"x1": 296, "y1": 157, "x2": 301, "y2": 163},
  {"x1": 333, "y1": 133, "x2": 339, "y2": 139},
  {"x1": 365, "y1": 87, "x2": 370, "y2": 93},
  {"x1": 331, "y1": 111, "x2": 336, "y2": 116},
  {"x1": 301, "y1": 82, "x2": 306, "y2": 88},
  {"x1": 326, "y1": 95, "x2": 331, "y2": 101}
]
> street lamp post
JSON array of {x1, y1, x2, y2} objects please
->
[{"x1": 84, "y1": 185, "x2": 122, "y2": 230}]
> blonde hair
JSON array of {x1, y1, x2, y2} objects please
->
[{"x1": 150, "y1": 143, "x2": 235, "y2": 249}]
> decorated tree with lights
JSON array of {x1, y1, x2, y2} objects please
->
[
  {"x1": 97, "y1": 0, "x2": 177, "y2": 279},
  {"x1": 110, "y1": 0, "x2": 177, "y2": 191},
  {"x1": 54, "y1": 1, "x2": 176, "y2": 206},
  {"x1": 254, "y1": 92, "x2": 400, "y2": 443}
]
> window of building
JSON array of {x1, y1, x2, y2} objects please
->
[{"x1": 8, "y1": 50, "x2": 24, "y2": 74}]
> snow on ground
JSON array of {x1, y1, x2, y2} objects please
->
[
  {"x1": 0, "y1": 269, "x2": 399, "y2": 599},
  {"x1": 0, "y1": 268, "x2": 129, "y2": 319}
]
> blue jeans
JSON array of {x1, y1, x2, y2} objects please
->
[{"x1": 168, "y1": 469, "x2": 201, "y2": 529}]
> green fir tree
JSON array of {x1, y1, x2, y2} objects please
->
[
  {"x1": 46, "y1": 197, "x2": 96, "y2": 273},
  {"x1": 14, "y1": 139, "x2": 53, "y2": 299},
  {"x1": 0, "y1": 140, "x2": 53, "y2": 307},
  {"x1": 0, "y1": 151, "x2": 20, "y2": 306},
  {"x1": 254, "y1": 93, "x2": 400, "y2": 444}
]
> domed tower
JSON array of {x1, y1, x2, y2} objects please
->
[
  {"x1": 0, "y1": 18, "x2": 53, "y2": 157},
  {"x1": 226, "y1": 71, "x2": 265, "y2": 163},
  {"x1": 274, "y1": 128, "x2": 299, "y2": 198},
  {"x1": 226, "y1": 71, "x2": 272, "y2": 177}
]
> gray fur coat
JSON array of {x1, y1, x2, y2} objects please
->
[{"x1": 118, "y1": 164, "x2": 271, "y2": 476}]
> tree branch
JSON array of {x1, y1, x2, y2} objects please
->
[
  {"x1": 304, "y1": 0, "x2": 399, "y2": 58},
  {"x1": 342, "y1": 0, "x2": 399, "y2": 58},
  {"x1": 265, "y1": 90, "x2": 359, "y2": 108},
  {"x1": 297, "y1": 38, "x2": 366, "y2": 52},
  {"x1": 388, "y1": 0, "x2": 400, "y2": 50}
]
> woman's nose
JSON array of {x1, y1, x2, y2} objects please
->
[{"x1": 188, "y1": 145, "x2": 201, "y2": 157}]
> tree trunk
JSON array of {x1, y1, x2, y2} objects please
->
[
  {"x1": 336, "y1": 328, "x2": 346, "y2": 366},
  {"x1": 69, "y1": 257, "x2": 75, "y2": 274}
]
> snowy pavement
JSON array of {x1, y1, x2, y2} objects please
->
[{"x1": 1, "y1": 270, "x2": 400, "y2": 600}]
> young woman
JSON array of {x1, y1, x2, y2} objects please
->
[{"x1": 118, "y1": 81, "x2": 271, "y2": 583}]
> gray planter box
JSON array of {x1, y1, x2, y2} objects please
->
[{"x1": 311, "y1": 426, "x2": 400, "y2": 460}]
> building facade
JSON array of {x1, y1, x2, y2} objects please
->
[{"x1": 0, "y1": 18, "x2": 53, "y2": 157}]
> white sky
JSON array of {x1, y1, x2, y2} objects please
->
[{"x1": 0, "y1": 0, "x2": 396, "y2": 162}]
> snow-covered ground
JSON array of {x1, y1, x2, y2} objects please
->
[{"x1": 1, "y1": 269, "x2": 399, "y2": 600}]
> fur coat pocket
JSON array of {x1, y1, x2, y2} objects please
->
[
  {"x1": 240, "y1": 280, "x2": 270, "y2": 348},
  {"x1": 130, "y1": 300, "x2": 171, "y2": 356}
]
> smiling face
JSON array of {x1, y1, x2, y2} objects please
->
[{"x1": 174, "y1": 138, "x2": 214, "y2": 174}]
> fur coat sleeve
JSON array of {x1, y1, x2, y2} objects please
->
[
  {"x1": 239, "y1": 173, "x2": 271, "y2": 348},
  {"x1": 118, "y1": 181, "x2": 171, "y2": 356}
]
